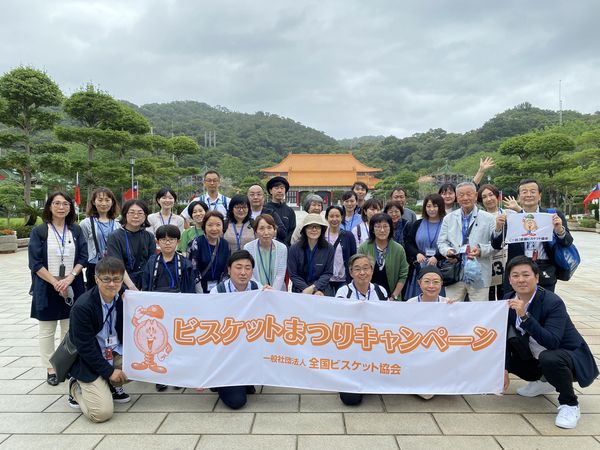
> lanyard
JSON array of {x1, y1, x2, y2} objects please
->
[
  {"x1": 205, "y1": 238, "x2": 220, "y2": 280},
  {"x1": 159, "y1": 212, "x2": 172, "y2": 225},
  {"x1": 346, "y1": 214, "x2": 356, "y2": 230},
  {"x1": 95, "y1": 218, "x2": 114, "y2": 248},
  {"x1": 461, "y1": 211, "x2": 474, "y2": 245},
  {"x1": 103, "y1": 302, "x2": 115, "y2": 336},
  {"x1": 305, "y1": 245, "x2": 318, "y2": 282},
  {"x1": 123, "y1": 230, "x2": 135, "y2": 271},
  {"x1": 204, "y1": 194, "x2": 223, "y2": 210},
  {"x1": 352, "y1": 282, "x2": 370, "y2": 301},
  {"x1": 257, "y1": 242, "x2": 273, "y2": 286},
  {"x1": 161, "y1": 254, "x2": 178, "y2": 289},
  {"x1": 51, "y1": 223, "x2": 67, "y2": 262},
  {"x1": 426, "y1": 220, "x2": 441, "y2": 249},
  {"x1": 232, "y1": 223, "x2": 245, "y2": 251}
]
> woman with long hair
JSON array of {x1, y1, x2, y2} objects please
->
[
  {"x1": 106, "y1": 200, "x2": 156, "y2": 290},
  {"x1": 244, "y1": 214, "x2": 288, "y2": 291},
  {"x1": 288, "y1": 214, "x2": 334, "y2": 296},
  {"x1": 404, "y1": 193, "x2": 447, "y2": 299},
  {"x1": 357, "y1": 213, "x2": 408, "y2": 301},
  {"x1": 223, "y1": 195, "x2": 254, "y2": 253},
  {"x1": 324, "y1": 205, "x2": 356, "y2": 293},
  {"x1": 438, "y1": 183, "x2": 458, "y2": 213},
  {"x1": 28, "y1": 192, "x2": 87, "y2": 385},
  {"x1": 79, "y1": 187, "x2": 121, "y2": 289}
]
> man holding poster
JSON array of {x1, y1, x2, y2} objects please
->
[{"x1": 492, "y1": 179, "x2": 573, "y2": 292}]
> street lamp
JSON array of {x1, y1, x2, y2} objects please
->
[{"x1": 130, "y1": 157, "x2": 135, "y2": 197}]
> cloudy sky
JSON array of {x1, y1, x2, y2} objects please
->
[{"x1": 1, "y1": 0, "x2": 599, "y2": 139}]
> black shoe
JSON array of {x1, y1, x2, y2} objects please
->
[
  {"x1": 110, "y1": 385, "x2": 131, "y2": 403},
  {"x1": 246, "y1": 385, "x2": 256, "y2": 394},
  {"x1": 47, "y1": 372, "x2": 59, "y2": 386},
  {"x1": 67, "y1": 378, "x2": 80, "y2": 409},
  {"x1": 173, "y1": 386, "x2": 182, "y2": 390},
  {"x1": 155, "y1": 384, "x2": 168, "y2": 392}
]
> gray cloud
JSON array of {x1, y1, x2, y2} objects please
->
[{"x1": 1, "y1": 0, "x2": 599, "y2": 138}]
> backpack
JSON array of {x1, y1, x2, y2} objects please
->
[
  {"x1": 345, "y1": 284, "x2": 387, "y2": 301},
  {"x1": 216, "y1": 280, "x2": 259, "y2": 293}
]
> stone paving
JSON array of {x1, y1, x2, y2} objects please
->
[{"x1": 0, "y1": 231, "x2": 599, "y2": 449}]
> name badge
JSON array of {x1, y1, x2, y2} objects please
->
[
  {"x1": 105, "y1": 335, "x2": 118, "y2": 347},
  {"x1": 425, "y1": 248, "x2": 436, "y2": 257},
  {"x1": 104, "y1": 347, "x2": 113, "y2": 361},
  {"x1": 459, "y1": 245, "x2": 468, "y2": 254}
]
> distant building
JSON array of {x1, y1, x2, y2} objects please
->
[{"x1": 262, "y1": 153, "x2": 382, "y2": 207}]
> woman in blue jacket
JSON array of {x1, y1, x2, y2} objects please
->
[
  {"x1": 28, "y1": 192, "x2": 87, "y2": 386},
  {"x1": 287, "y1": 214, "x2": 334, "y2": 296}
]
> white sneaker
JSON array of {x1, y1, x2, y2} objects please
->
[
  {"x1": 516, "y1": 380, "x2": 555, "y2": 397},
  {"x1": 555, "y1": 404, "x2": 580, "y2": 429},
  {"x1": 418, "y1": 394, "x2": 434, "y2": 400}
]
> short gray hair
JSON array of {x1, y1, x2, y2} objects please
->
[
  {"x1": 456, "y1": 181, "x2": 477, "y2": 192},
  {"x1": 349, "y1": 254, "x2": 375, "y2": 270}
]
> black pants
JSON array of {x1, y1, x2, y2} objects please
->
[
  {"x1": 339, "y1": 392, "x2": 363, "y2": 405},
  {"x1": 85, "y1": 264, "x2": 96, "y2": 289},
  {"x1": 216, "y1": 385, "x2": 255, "y2": 409},
  {"x1": 488, "y1": 285, "x2": 504, "y2": 301},
  {"x1": 508, "y1": 348, "x2": 578, "y2": 406}
]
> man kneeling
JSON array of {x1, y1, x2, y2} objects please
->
[
  {"x1": 68, "y1": 257, "x2": 130, "y2": 422},
  {"x1": 209, "y1": 250, "x2": 262, "y2": 409},
  {"x1": 503, "y1": 255, "x2": 598, "y2": 429}
]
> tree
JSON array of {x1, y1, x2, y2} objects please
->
[
  {"x1": 55, "y1": 85, "x2": 146, "y2": 201},
  {"x1": 168, "y1": 135, "x2": 200, "y2": 160},
  {"x1": 0, "y1": 66, "x2": 63, "y2": 215}
]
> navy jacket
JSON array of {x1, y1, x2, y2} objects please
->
[
  {"x1": 189, "y1": 235, "x2": 230, "y2": 293},
  {"x1": 287, "y1": 241, "x2": 334, "y2": 293},
  {"x1": 28, "y1": 223, "x2": 87, "y2": 320},
  {"x1": 331, "y1": 229, "x2": 357, "y2": 283},
  {"x1": 69, "y1": 286, "x2": 123, "y2": 383},
  {"x1": 404, "y1": 219, "x2": 445, "y2": 264},
  {"x1": 505, "y1": 287, "x2": 599, "y2": 387},
  {"x1": 142, "y1": 253, "x2": 196, "y2": 293},
  {"x1": 264, "y1": 201, "x2": 296, "y2": 246}
]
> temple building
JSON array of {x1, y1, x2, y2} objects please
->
[{"x1": 262, "y1": 153, "x2": 382, "y2": 207}]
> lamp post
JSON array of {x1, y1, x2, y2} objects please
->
[{"x1": 130, "y1": 157, "x2": 135, "y2": 198}]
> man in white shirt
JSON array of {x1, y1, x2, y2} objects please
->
[
  {"x1": 437, "y1": 181, "x2": 496, "y2": 301},
  {"x1": 182, "y1": 170, "x2": 230, "y2": 219}
]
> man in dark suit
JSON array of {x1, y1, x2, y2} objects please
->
[
  {"x1": 503, "y1": 255, "x2": 598, "y2": 429},
  {"x1": 492, "y1": 179, "x2": 573, "y2": 292},
  {"x1": 67, "y1": 257, "x2": 130, "y2": 422}
]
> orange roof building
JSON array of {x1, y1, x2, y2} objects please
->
[{"x1": 262, "y1": 153, "x2": 382, "y2": 207}]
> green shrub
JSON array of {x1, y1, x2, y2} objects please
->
[
  {"x1": 13, "y1": 224, "x2": 35, "y2": 238},
  {"x1": 577, "y1": 217, "x2": 598, "y2": 228}
]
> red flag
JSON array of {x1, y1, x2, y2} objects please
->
[
  {"x1": 583, "y1": 183, "x2": 600, "y2": 206},
  {"x1": 74, "y1": 172, "x2": 81, "y2": 206},
  {"x1": 123, "y1": 181, "x2": 139, "y2": 201}
]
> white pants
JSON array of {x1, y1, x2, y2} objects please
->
[
  {"x1": 445, "y1": 282, "x2": 489, "y2": 302},
  {"x1": 38, "y1": 319, "x2": 69, "y2": 369}
]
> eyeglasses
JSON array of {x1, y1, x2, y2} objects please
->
[
  {"x1": 374, "y1": 224, "x2": 390, "y2": 230},
  {"x1": 420, "y1": 280, "x2": 442, "y2": 286},
  {"x1": 127, "y1": 211, "x2": 145, "y2": 216},
  {"x1": 158, "y1": 238, "x2": 178, "y2": 244},
  {"x1": 234, "y1": 205, "x2": 248, "y2": 210},
  {"x1": 52, "y1": 202, "x2": 70, "y2": 207},
  {"x1": 248, "y1": 193, "x2": 263, "y2": 198},
  {"x1": 351, "y1": 266, "x2": 372, "y2": 273},
  {"x1": 305, "y1": 224, "x2": 321, "y2": 230},
  {"x1": 97, "y1": 276, "x2": 124, "y2": 284}
]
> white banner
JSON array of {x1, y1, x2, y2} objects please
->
[
  {"x1": 123, "y1": 290, "x2": 508, "y2": 395},
  {"x1": 505, "y1": 212, "x2": 554, "y2": 244}
]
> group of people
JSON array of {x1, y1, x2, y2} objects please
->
[{"x1": 27, "y1": 163, "x2": 597, "y2": 428}]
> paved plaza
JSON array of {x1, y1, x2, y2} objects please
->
[{"x1": 0, "y1": 231, "x2": 599, "y2": 449}]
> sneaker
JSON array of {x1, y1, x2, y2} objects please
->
[
  {"x1": 516, "y1": 380, "x2": 555, "y2": 397},
  {"x1": 418, "y1": 394, "x2": 434, "y2": 400},
  {"x1": 555, "y1": 404, "x2": 580, "y2": 429},
  {"x1": 67, "y1": 395, "x2": 81, "y2": 409},
  {"x1": 155, "y1": 384, "x2": 168, "y2": 392},
  {"x1": 111, "y1": 385, "x2": 131, "y2": 403},
  {"x1": 67, "y1": 378, "x2": 81, "y2": 409}
]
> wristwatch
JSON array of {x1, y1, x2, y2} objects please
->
[
  {"x1": 520, "y1": 312, "x2": 531, "y2": 323},
  {"x1": 70, "y1": 271, "x2": 78, "y2": 278}
]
